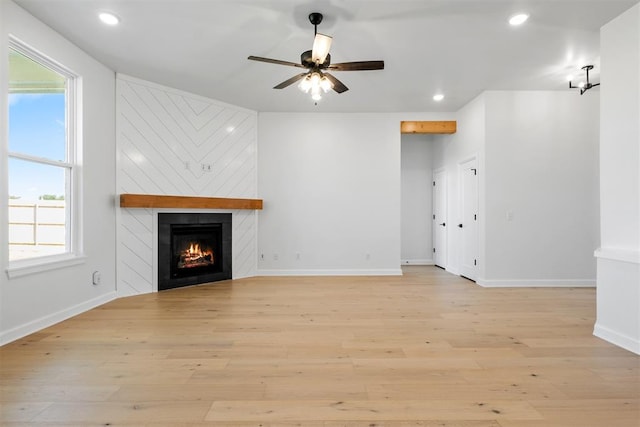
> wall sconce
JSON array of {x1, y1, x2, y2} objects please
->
[{"x1": 569, "y1": 65, "x2": 600, "y2": 95}]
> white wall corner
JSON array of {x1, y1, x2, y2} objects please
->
[
  {"x1": 597, "y1": 2, "x2": 640, "y2": 356},
  {"x1": 594, "y1": 255, "x2": 640, "y2": 355},
  {"x1": 115, "y1": 76, "x2": 259, "y2": 295}
]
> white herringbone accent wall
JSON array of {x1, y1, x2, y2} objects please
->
[{"x1": 116, "y1": 75, "x2": 258, "y2": 295}]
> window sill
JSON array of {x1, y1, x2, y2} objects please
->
[{"x1": 6, "y1": 253, "x2": 87, "y2": 279}]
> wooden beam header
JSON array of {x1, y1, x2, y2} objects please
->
[
  {"x1": 120, "y1": 194, "x2": 263, "y2": 210},
  {"x1": 401, "y1": 121, "x2": 457, "y2": 134}
]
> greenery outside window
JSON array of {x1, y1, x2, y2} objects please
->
[{"x1": 7, "y1": 39, "x2": 80, "y2": 266}]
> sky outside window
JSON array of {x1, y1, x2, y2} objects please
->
[{"x1": 9, "y1": 48, "x2": 67, "y2": 201}]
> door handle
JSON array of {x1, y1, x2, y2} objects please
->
[
  {"x1": 458, "y1": 224, "x2": 463, "y2": 228},
  {"x1": 439, "y1": 223, "x2": 446, "y2": 226}
]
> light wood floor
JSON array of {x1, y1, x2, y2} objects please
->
[{"x1": 1, "y1": 266, "x2": 638, "y2": 426}]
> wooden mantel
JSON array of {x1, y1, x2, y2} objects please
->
[
  {"x1": 401, "y1": 121, "x2": 457, "y2": 134},
  {"x1": 120, "y1": 194, "x2": 263, "y2": 210}
]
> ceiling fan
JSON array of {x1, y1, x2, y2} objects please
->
[{"x1": 248, "y1": 12, "x2": 384, "y2": 101}]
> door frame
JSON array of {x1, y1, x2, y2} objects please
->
[
  {"x1": 458, "y1": 155, "x2": 479, "y2": 281},
  {"x1": 432, "y1": 167, "x2": 447, "y2": 269}
]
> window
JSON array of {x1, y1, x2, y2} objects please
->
[{"x1": 7, "y1": 40, "x2": 80, "y2": 266}]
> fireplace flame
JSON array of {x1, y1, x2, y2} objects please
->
[
  {"x1": 188, "y1": 243, "x2": 200, "y2": 255},
  {"x1": 178, "y1": 242, "x2": 215, "y2": 269}
]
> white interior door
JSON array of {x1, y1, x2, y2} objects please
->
[
  {"x1": 459, "y1": 158, "x2": 478, "y2": 280},
  {"x1": 432, "y1": 169, "x2": 447, "y2": 268}
]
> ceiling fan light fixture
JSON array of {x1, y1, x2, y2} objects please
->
[
  {"x1": 312, "y1": 34, "x2": 333, "y2": 64},
  {"x1": 298, "y1": 74, "x2": 312, "y2": 92},
  {"x1": 569, "y1": 65, "x2": 600, "y2": 95},
  {"x1": 311, "y1": 86, "x2": 322, "y2": 101},
  {"x1": 320, "y1": 75, "x2": 333, "y2": 92},
  {"x1": 299, "y1": 72, "x2": 332, "y2": 100},
  {"x1": 310, "y1": 72, "x2": 321, "y2": 86}
]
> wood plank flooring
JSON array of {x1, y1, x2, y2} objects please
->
[{"x1": 1, "y1": 266, "x2": 638, "y2": 426}]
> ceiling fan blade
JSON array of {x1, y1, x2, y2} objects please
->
[
  {"x1": 273, "y1": 73, "x2": 308, "y2": 89},
  {"x1": 328, "y1": 60, "x2": 385, "y2": 71},
  {"x1": 324, "y1": 73, "x2": 349, "y2": 94},
  {"x1": 311, "y1": 33, "x2": 333, "y2": 64},
  {"x1": 248, "y1": 56, "x2": 305, "y2": 69}
]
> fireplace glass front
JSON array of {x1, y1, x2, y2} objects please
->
[
  {"x1": 170, "y1": 224, "x2": 221, "y2": 278},
  {"x1": 158, "y1": 213, "x2": 231, "y2": 291}
]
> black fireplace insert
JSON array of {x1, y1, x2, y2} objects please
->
[{"x1": 158, "y1": 212, "x2": 231, "y2": 291}]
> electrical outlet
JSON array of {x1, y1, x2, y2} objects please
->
[
  {"x1": 296, "y1": 253, "x2": 301, "y2": 260},
  {"x1": 92, "y1": 271, "x2": 101, "y2": 286},
  {"x1": 201, "y1": 163, "x2": 212, "y2": 172},
  {"x1": 273, "y1": 253, "x2": 279, "y2": 261},
  {"x1": 365, "y1": 253, "x2": 371, "y2": 261}
]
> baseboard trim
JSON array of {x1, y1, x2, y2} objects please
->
[
  {"x1": 476, "y1": 278, "x2": 596, "y2": 288},
  {"x1": 0, "y1": 292, "x2": 117, "y2": 346},
  {"x1": 232, "y1": 272, "x2": 256, "y2": 280},
  {"x1": 594, "y1": 247, "x2": 640, "y2": 265},
  {"x1": 401, "y1": 259, "x2": 435, "y2": 266},
  {"x1": 593, "y1": 323, "x2": 640, "y2": 355},
  {"x1": 257, "y1": 269, "x2": 403, "y2": 277}
]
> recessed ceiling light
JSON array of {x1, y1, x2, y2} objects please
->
[
  {"x1": 99, "y1": 12, "x2": 120, "y2": 26},
  {"x1": 433, "y1": 94, "x2": 445, "y2": 101},
  {"x1": 509, "y1": 13, "x2": 529, "y2": 26}
]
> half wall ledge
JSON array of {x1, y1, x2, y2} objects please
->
[{"x1": 119, "y1": 194, "x2": 263, "y2": 210}]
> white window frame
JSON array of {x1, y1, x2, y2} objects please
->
[{"x1": 6, "y1": 37, "x2": 84, "y2": 278}]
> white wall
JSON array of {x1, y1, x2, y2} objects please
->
[
  {"x1": 432, "y1": 94, "x2": 486, "y2": 276},
  {"x1": 116, "y1": 75, "x2": 259, "y2": 295},
  {"x1": 257, "y1": 112, "x2": 454, "y2": 275},
  {"x1": 401, "y1": 134, "x2": 434, "y2": 265},
  {"x1": 595, "y1": 3, "x2": 640, "y2": 354},
  {"x1": 482, "y1": 91, "x2": 600, "y2": 287},
  {"x1": 0, "y1": 1, "x2": 117, "y2": 344},
  {"x1": 432, "y1": 91, "x2": 600, "y2": 288}
]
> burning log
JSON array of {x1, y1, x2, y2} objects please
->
[{"x1": 177, "y1": 242, "x2": 215, "y2": 268}]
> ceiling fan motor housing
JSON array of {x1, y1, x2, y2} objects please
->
[{"x1": 301, "y1": 50, "x2": 330, "y2": 68}]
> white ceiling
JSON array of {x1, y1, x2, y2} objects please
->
[{"x1": 14, "y1": 0, "x2": 639, "y2": 113}]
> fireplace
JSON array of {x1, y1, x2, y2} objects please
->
[{"x1": 158, "y1": 213, "x2": 232, "y2": 291}]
